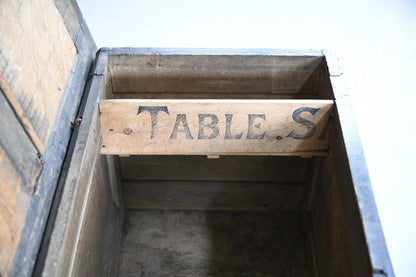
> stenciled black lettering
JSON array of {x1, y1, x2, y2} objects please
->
[
  {"x1": 246, "y1": 114, "x2": 266, "y2": 139},
  {"x1": 225, "y1": 114, "x2": 242, "y2": 139},
  {"x1": 137, "y1": 106, "x2": 169, "y2": 139},
  {"x1": 198, "y1": 114, "x2": 219, "y2": 139},
  {"x1": 286, "y1": 107, "x2": 319, "y2": 140},
  {"x1": 170, "y1": 114, "x2": 194, "y2": 139}
]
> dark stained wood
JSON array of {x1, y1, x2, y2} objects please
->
[
  {"x1": 118, "y1": 210, "x2": 310, "y2": 277},
  {"x1": 107, "y1": 155, "x2": 123, "y2": 208},
  {"x1": 124, "y1": 180, "x2": 303, "y2": 211},
  {"x1": 109, "y1": 54, "x2": 324, "y2": 97},
  {"x1": 121, "y1": 155, "x2": 308, "y2": 183},
  {"x1": 115, "y1": 92, "x2": 320, "y2": 100},
  {"x1": 71, "y1": 155, "x2": 123, "y2": 277},
  {"x1": 300, "y1": 156, "x2": 325, "y2": 211},
  {"x1": 310, "y1": 120, "x2": 373, "y2": 277}
]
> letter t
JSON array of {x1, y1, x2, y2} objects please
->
[{"x1": 137, "y1": 106, "x2": 169, "y2": 139}]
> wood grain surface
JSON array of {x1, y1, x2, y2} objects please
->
[
  {"x1": 120, "y1": 155, "x2": 308, "y2": 182},
  {"x1": 118, "y1": 210, "x2": 309, "y2": 277},
  {"x1": 0, "y1": 147, "x2": 31, "y2": 276},
  {"x1": 109, "y1": 54, "x2": 323, "y2": 97},
  {"x1": 124, "y1": 180, "x2": 303, "y2": 211},
  {"x1": 100, "y1": 99, "x2": 333, "y2": 156},
  {"x1": 0, "y1": 0, "x2": 76, "y2": 146}
]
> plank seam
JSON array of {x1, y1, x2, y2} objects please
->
[{"x1": 0, "y1": 73, "x2": 45, "y2": 154}]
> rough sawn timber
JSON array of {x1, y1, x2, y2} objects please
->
[
  {"x1": 0, "y1": 0, "x2": 76, "y2": 146},
  {"x1": 100, "y1": 99, "x2": 333, "y2": 156}
]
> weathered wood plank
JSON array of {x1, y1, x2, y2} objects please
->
[
  {"x1": 110, "y1": 54, "x2": 323, "y2": 96},
  {"x1": 113, "y1": 92, "x2": 320, "y2": 100},
  {"x1": 54, "y1": 0, "x2": 83, "y2": 42},
  {"x1": 124, "y1": 180, "x2": 303, "y2": 211},
  {"x1": 0, "y1": 147, "x2": 31, "y2": 276},
  {"x1": 100, "y1": 99, "x2": 333, "y2": 156},
  {"x1": 40, "y1": 52, "x2": 121, "y2": 277},
  {"x1": 0, "y1": 73, "x2": 45, "y2": 154},
  {"x1": 9, "y1": 22, "x2": 97, "y2": 277},
  {"x1": 0, "y1": 91, "x2": 42, "y2": 276},
  {"x1": 311, "y1": 120, "x2": 373, "y2": 276},
  {"x1": 70, "y1": 155, "x2": 123, "y2": 277},
  {"x1": 322, "y1": 50, "x2": 394, "y2": 276},
  {"x1": 119, "y1": 210, "x2": 309, "y2": 277},
  {"x1": 107, "y1": 47, "x2": 324, "y2": 56},
  {"x1": 0, "y1": 92, "x2": 40, "y2": 186},
  {"x1": 0, "y1": 0, "x2": 76, "y2": 145},
  {"x1": 121, "y1": 155, "x2": 308, "y2": 183},
  {"x1": 41, "y1": 73, "x2": 105, "y2": 276}
]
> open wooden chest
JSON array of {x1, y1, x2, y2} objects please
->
[{"x1": 0, "y1": 1, "x2": 394, "y2": 277}]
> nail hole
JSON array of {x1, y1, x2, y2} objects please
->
[{"x1": 123, "y1": 128, "x2": 132, "y2": 135}]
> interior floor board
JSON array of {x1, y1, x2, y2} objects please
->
[{"x1": 118, "y1": 210, "x2": 310, "y2": 277}]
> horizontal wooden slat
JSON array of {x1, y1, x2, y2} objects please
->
[
  {"x1": 113, "y1": 92, "x2": 320, "y2": 100},
  {"x1": 124, "y1": 180, "x2": 303, "y2": 211},
  {"x1": 121, "y1": 155, "x2": 308, "y2": 183},
  {"x1": 100, "y1": 99, "x2": 333, "y2": 156},
  {"x1": 109, "y1": 55, "x2": 323, "y2": 96}
]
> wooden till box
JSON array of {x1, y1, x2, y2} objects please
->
[{"x1": 0, "y1": 1, "x2": 393, "y2": 276}]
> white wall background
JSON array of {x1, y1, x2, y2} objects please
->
[{"x1": 77, "y1": 0, "x2": 416, "y2": 275}]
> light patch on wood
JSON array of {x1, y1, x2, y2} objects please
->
[
  {"x1": 0, "y1": 0, "x2": 76, "y2": 146},
  {"x1": 0, "y1": 148, "x2": 31, "y2": 276},
  {"x1": 100, "y1": 99, "x2": 333, "y2": 156}
]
